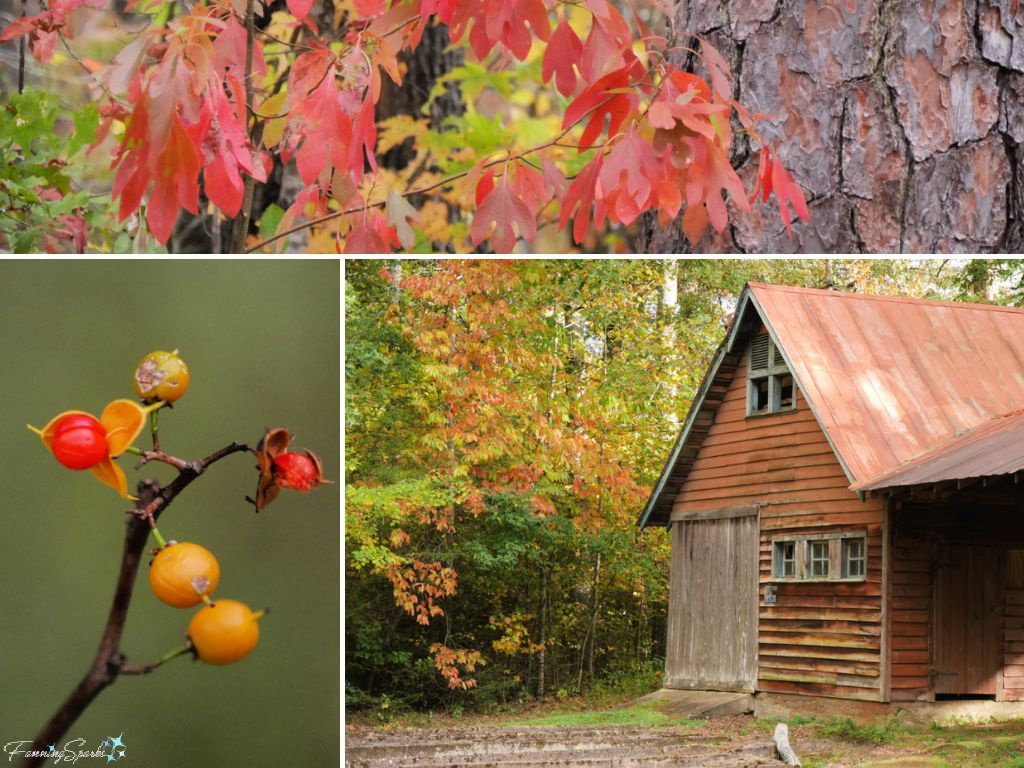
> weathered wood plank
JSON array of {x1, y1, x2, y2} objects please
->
[
  {"x1": 757, "y1": 679, "x2": 884, "y2": 701},
  {"x1": 759, "y1": 657, "x2": 879, "y2": 676},
  {"x1": 759, "y1": 632, "x2": 878, "y2": 650},
  {"x1": 759, "y1": 646, "x2": 880, "y2": 663}
]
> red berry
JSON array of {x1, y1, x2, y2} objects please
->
[
  {"x1": 272, "y1": 452, "x2": 318, "y2": 492},
  {"x1": 50, "y1": 414, "x2": 108, "y2": 470}
]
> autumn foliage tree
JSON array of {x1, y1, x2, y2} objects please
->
[{"x1": 1, "y1": 0, "x2": 809, "y2": 252}]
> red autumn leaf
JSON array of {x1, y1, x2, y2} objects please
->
[
  {"x1": 541, "y1": 18, "x2": 583, "y2": 97},
  {"x1": 470, "y1": 176, "x2": 536, "y2": 252},
  {"x1": 683, "y1": 139, "x2": 749, "y2": 237},
  {"x1": 421, "y1": 0, "x2": 460, "y2": 24},
  {"x1": 510, "y1": 162, "x2": 547, "y2": 215},
  {"x1": 345, "y1": 210, "x2": 401, "y2": 253},
  {"x1": 579, "y1": 16, "x2": 620, "y2": 82},
  {"x1": 559, "y1": 153, "x2": 604, "y2": 243},
  {"x1": 698, "y1": 37, "x2": 732, "y2": 102},
  {"x1": 475, "y1": 169, "x2": 495, "y2": 206},
  {"x1": 754, "y1": 147, "x2": 810, "y2": 238},
  {"x1": 457, "y1": 0, "x2": 550, "y2": 61},
  {"x1": 354, "y1": 0, "x2": 386, "y2": 16},
  {"x1": 286, "y1": 0, "x2": 314, "y2": 20},
  {"x1": 540, "y1": 155, "x2": 567, "y2": 199},
  {"x1": 583, "y1": 0, "x2": 632, "y2": 49},
  {"x1": 202, "y1": 80, "x2": 265, "y2": 217},
  {"x1": 597, "y1": 129, "x2": 663, "y2": 225},
  {"x1": 562, "y1": 67, "x2": 637, "y2": 150},
  {"x1": 146, "y1": 113, "x2": 202, "y2": 244},
  {"x1": 0, "y1": 15, "x2": 39, "y2": 42}
]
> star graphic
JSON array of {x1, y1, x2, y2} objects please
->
[
  {"x1": 117, "y1": 749, "x2": 126, "y2": 759},
  {"x1": 107, "y1": 734, "x2": 125, "y2": 752},
  {"x1": 105, "y1": 753, "x2": 116, "y2": 764},
  {"x1": 47, "y1": 745, "x2": 55, "y2": 752}
]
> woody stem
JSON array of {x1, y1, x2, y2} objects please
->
[{"x1": 21, "y1": 442, "x2": 254, "y2": 768}]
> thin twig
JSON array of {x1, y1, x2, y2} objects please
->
[
  {"x1": 21, "y1": 442, "x2": 255, "y2": 768},
  {"x1": 134, "y1": 449, "x2": 191, "y2": 471},
  {"x1": 17, "y1": 0, "x2": 25, "y2": 94}
]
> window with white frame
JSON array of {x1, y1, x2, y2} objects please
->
[
  {"x1": 748, "y1": 334, "x2": 794, "y2": 415},
  {"x1": 770, "y1": 532, "x2": 868, "y2": 582}
]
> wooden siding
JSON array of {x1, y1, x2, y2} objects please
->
[
  {"x1": 889, "y1": 540, "x2": 931, "y2": 701},
  {"x1": 1003, "y1": 551, "x2": 1024, "y2": 701},
  {"x1": 671, "y1": 355, "x2": 886, "y2": 701},
  {"x1": 665, "y1": 513, "x2": 759, "y2": 691}
]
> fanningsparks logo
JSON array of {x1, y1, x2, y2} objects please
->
[{"x1": 4, "y1": 734, "x2": 127, "y2": 764}]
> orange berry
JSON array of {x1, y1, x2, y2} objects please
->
[
  {"x1": 133, "y1": 350, "x2": 190, "y2": 403},
  {"x1": 188, "y1": 600, "x2": 263, "y2": 665},
  {"x1": 149, "y1": 542, "x2": 220, "y2": 608}
]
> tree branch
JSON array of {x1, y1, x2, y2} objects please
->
[
  {"x1": 244, "y1": 117, "x2": 605, "y2": 253},
  {"x1": 21, "y1": 442, "x2": 254, "y2": 768}
]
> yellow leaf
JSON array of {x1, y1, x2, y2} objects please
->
[{"x1": 376, "y1": 115, "x2": 428, "y2": 156}]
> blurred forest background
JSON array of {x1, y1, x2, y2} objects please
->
[
  {"x1": 0, "y1": 261, "x2": 339, "y2": 765},
  {"x1": 345, "y1": 258, "x2": 1024, "y2": 719}
]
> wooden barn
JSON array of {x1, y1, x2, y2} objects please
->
[{"x1": 639, "y1": 283, "x2": 1024, "y2": 704}]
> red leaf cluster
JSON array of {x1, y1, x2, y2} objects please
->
[{"x1": 104, "y1": 11, "x2": 269, "y2": 244}]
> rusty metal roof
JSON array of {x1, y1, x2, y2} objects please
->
[
  {"x1": 754, "y1": 283, "x2": 1024, "y2": 489},
  {"x1": 639, "y1": 283, "x2": 1024, "y2": 528},
  {"x1": 851, "y1": 408, "x2": 1024, "y2": 490}
]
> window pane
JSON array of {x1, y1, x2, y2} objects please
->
[
  {"x1": 844, "y1": 538, "x2": 866, "y2": 578},
  {"x1": 810, "y1": 541, "x2": 829, "y2": 577},
  {"x1": 774, "y1": 541, "x2": 797, "y2": 578},
  {"x1": 778, "y1": 374, "x2": 794, "y2": 409},
  {"x1": 752, "y1": 378, "x2": 769, "y2": 412}
]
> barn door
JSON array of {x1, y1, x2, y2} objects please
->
[
  {"x1": 932, "y1": 544, "x2": 1000, "y2": 696},
  {"x1": 665, "y1": 506, "x2": 758, "y2": 692}
]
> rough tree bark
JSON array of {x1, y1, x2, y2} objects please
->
[{"x1": 641, "y1": 0, "x2": 1024, "y2": 253}]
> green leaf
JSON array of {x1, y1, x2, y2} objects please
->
[
  {"x1": 67, "y1": 103, "x2": 100, "y2": 156},
  {"x1": 258, "y1": 203, "x2": 285, "y2": 241}
]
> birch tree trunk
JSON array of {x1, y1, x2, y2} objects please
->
[{"x1": 641, "y1": 0, "x2": 1024, "y2": 253}]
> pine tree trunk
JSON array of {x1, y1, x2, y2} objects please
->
[{"x1": 642, "y1": 0, "x2": 1024, "y2": 253}]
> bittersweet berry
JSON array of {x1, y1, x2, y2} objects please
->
[
  {"x1": 28, "y1": 399, "x2": 161, "y2": 498},
  {"x1": 252, "y1": 428, "x2": 327, "y2": 511},
  {"x1": 188, "y1": 600, "x2": 263, "y2": 665},
  {"x1": 272, "y1": 452, "x2": 319, "y2": 491},
  {"x1": 133, "y1": 350, "x2": 190, "y2": 403},
  {"x1": 149, "y1": 542, "x2": 220, "y2": 608},
  {"x1": 49, "y1": 413, "x2": 108, "y2": 470}
]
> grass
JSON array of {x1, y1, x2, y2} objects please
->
[
  {"x1": 789, "y1": 716, "x2": 1024, "y2": 768},
  {"x1": 512, "y1": 701, "x2": 705, "y2": 729}
]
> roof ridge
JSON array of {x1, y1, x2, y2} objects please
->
[{"x1": 748, "y1": 282, "x2": 1024, "y2": 314}]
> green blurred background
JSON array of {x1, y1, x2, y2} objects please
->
[{"x1": 0, "y1": 261, "x2": 340, "y2": 765}]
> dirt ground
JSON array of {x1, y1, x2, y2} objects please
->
[{"x1": 345, "y1": 714, "x2": 1024, "y2": 767}]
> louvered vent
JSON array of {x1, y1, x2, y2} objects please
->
[{"x1": 750, "y1": 334, "x2": 770, "y2": 370}]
